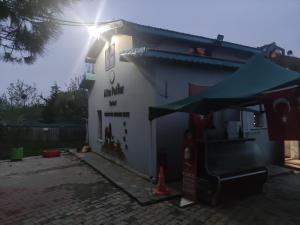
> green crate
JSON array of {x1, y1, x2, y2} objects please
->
[{"x1": 10, "y1": 147, "x2": 23, "y2": 161}]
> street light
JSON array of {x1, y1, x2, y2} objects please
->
[
  {"x1": 88, "y1": 26, "x2": 103, "y2": 39},
  {"x1": 88, "y1": 21, "x2": 124, "y2": 39}
]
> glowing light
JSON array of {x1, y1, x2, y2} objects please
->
[
  {"x1": 88, "y1": 21, "x2": 124, "y2": 39},
  {"x1": 88, "y1": 26, "x2": 102, "y2": 39},
  {"x1": 66, "y1": 0, "x2": 107, "y2": 81}
]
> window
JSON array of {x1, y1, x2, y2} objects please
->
[
  {"x1": 253, "y1": 112, "x2": 265, "y2": 128},
  {"x1": 188, "y1": 47, "x2": 206, "y2": 56},
  {"x1": 85, "y1": 63, "x2": 95, "y2": 74},
  {"x1": 105, "y1": 44, "x2": 115, "y2": 71},
  {"x1": 97, "y1": 110, "x2": 102, "y2": 139},
  {"x1": 270, "y1": 48, "x2": 284, "y2": 58}
]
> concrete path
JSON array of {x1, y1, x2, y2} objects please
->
[{"x1": 70, "y1": 150, "x2": 180, "y2": 206}]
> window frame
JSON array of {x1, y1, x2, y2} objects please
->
[
  {"x1": 97, "y1": 110, "x2": 103, "y2": 140},
  {"x1": 105, "y1": 44, "x2": 115, "y2": 71}
]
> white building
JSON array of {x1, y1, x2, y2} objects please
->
[{"x1": 82, "y1": 20, "x2": 280, "y2": 181}]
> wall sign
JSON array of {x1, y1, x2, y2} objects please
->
[
  {"x1": 105, "y1": 44, "x2": 115, "y2": 71},
  {"x1": 109, "y1": 100, "x2": 117, "y2": 106},
  {"x1": 104, "y1": 112, "x2": 130, "y2": 118},
  {"x1": 104, "y1": 83, "x2": 124, "y2": 97}
]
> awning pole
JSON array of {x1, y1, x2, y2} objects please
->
[
  {"x1": 240, "y1": 110, "x2": 244, "y2": 137},
  {"x1": 149, "y1": 120, "x2": 155, "y2": 183}
]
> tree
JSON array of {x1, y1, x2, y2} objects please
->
[
  {"x1": 0, "y1": 93, "x2": 8, "y2": 106},
  {"x1": 0, "y1": 78, "x2": 87, "y2": 124},
  {"x1": 5, "y1": 79, "x2": 40, "y2": 107},
  {"x1": 41, "y1": 82, "x2": 60, "y2": 122},
  {"x1": 66, "y1": 76, "x2": 81, "y2": 92},
  {"x1": 0, "y1": 93, "x2": 9, "y2": 121},
  {"x1": 0, "y1": 0, "x2": 76, "y2": 64},
  {"x1": 0, "y1": 81, "x2": 43, "y2": 125},
  {"x1": 42, "y1": 78, "x2": 87, "y2": 123}
]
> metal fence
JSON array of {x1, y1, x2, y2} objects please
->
[
  {"x1": 0, "y1": 125, "x2": 86, "y2": 159},
  {"x1": 0, "y1": 126, "x2": 86, "y2": 143}
]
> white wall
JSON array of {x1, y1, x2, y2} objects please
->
[{"x1": 88, "y1": 34, "x2": 157, "y2": 177}]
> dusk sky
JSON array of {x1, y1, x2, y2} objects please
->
[{"x1": 1, "y1": 0, "x2": 299, "y2": 96}]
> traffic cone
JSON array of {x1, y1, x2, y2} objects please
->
[{"x1": 154, "y1": 166, "x2": 170, "y2": 196}]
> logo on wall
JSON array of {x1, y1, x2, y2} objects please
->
[
  {"x1": 103, "y1": 123, "x2": 127, "y2": 161},
  {"x1": 272, "y1": 97, "x2": 291, "y2": 123},
  {"x1": 109, "y1": 70, "x2": 116, "y2": 84}
]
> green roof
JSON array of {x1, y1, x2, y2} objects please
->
[
  {"x1": 121, "y1": 20, "x2": 260, "y2": 54},
  {"x1": 149, "y1": 54, "x2": 300, "y2": 120},
  {"x1": 86, "y1": 19, "x2": 261, "y2": 61},
  {"x1": 120, "y1": 47, "x2": 244, "y2": 69}
]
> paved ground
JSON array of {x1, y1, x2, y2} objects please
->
[
  {"x1": 71, "y1": 151, "x2": 180, "y2": 206},
  {"x1": 1, "y1": 154, "x2": 300, "y2": 225}
]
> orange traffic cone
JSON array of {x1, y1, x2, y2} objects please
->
[{"x1": 154, "y1": 166, "x2": 170, "y2": 196}]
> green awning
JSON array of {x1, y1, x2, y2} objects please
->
[{"x1": 149, "y1": 54, "x2": 300, "y2": 120}]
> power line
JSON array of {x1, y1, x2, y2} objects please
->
[
  {"x1": 53, "y1": 21, "x2": 90, "y2": 27},
  {"x1": 42, "y1": 16, "x2": 95, "y2": 27},
  {"x1": 17, "y1": 15, "x2": 95, "y2": 27},
  {"x1": 51, "y1": 18, "x2": 94, "y2": 25}
]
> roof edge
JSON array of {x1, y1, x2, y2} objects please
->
[
  {"x1": 95, "y1": 19, "x2": 260, "y2": 54},
  {"x1": 120, "y1": 47, "x2": 244, "y2": 69}
]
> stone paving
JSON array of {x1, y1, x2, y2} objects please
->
[
  {"x1": 1, "y1": 154, "x2": 300, "y2": 225},
  {"x1": 70, "y1": 150, "x2": 180, "y2": 206}
]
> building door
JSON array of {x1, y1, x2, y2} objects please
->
[{"x1": 284, "y1": 140, "x2": 300, "y2": 168}]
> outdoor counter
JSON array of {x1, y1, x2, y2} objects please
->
[
  {"x1": 197, "y1": 138, "x2": 255, "y2": 144},
  {"x1": 194, "y1": 137, "x2": 268, "y2": 205}
]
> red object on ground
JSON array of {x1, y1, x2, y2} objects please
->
[
  {"x1": 42, "y1": 149, "x2": 61, "y2": 158},
  {"x1": 154, "y1": 166, "x2": 170, "y2": 196}
]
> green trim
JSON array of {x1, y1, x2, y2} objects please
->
[
  {"x1": 85, "y1": 72, "x2": 96, "y2": 81},
  {"x1": 120, "y1": 47, "x2": 244, "y2": 69},
  {"x1": 80, "y1": 72, "x2": 96, "y2": 89}
]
